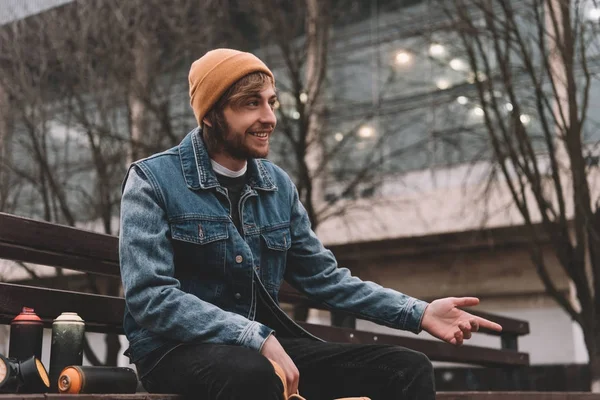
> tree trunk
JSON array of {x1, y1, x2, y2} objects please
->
[
  {"x1": 128, "y1": 94, "x2": 147, "y2": 164},
  {"x1": 0, "y1": 82, "x2": 12, "y2": 211},
  {"x1": 128, "y1": 31, "x2": 150, "y2": 164},
  {"x1": 0, "y1": 83, "x2": 7, "y2": 156},
  {"x1": 303, "y1": 0, "x2": 329, "y2": 229}
]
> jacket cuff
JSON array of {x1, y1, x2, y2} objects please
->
[
  {"x1": 237, "y1": 321, "x2": 275, "y2": 351},
  {"x1": 404, "y1": 299, "x2": 430, "y2": 334}
]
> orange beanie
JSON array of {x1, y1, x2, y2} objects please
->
[{"x1": 188, "y1": 48, "x2": 275, "y2": 126}]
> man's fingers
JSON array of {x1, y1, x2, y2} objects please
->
[
  {"x1": 454, "y1": 330, "x2": 464, "y2": 346},
  {"x1": 453, "y1": 297, "x2": 480, "y2": 307},
  {"x1": 476, "y1": 317, "x2": 502, "y2": 332},
  {"x1": 288, "y1": 379, "x2": 298, "y2": 396},
  {"x1": 261, "y1": 335, "x2": 300, "y2": 395},
  {"x1": 469, "y1": 319, "x2": 479, "y2": 332},
  {"x1": 287, "y1": 377, "x2": 298, "y2": 395},
  {"x1": 287, "y1": 367, "x2": 300, "y2": 395},
  {"x1": 459, "y1": 322, "x2": 472, "y2": 340}
]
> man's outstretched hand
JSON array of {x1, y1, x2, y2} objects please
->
[{"x1": 420, "y1": 297, "x2": 502, "y2": 345}]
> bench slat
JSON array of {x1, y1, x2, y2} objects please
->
[
  {"x1": 1, "y1": 396, "x2": 181, "y2": 400},
  {"x1": 0, "y1": 242, "x2": 118, "y2": 277},
  {"x1": 0, "y1": 282, "x2": 124, "y2": 334},
  {"x1": 436, "y1": 393, "x2": 600, "y2": 399},
  {"x1": 0, "y1": 213, "x2": 530, "y2": 336},
  {"x1": 278, "y1": 283, "x2": 530, "y2": 336},
  {"x1": 298, "y1": 322, "x2": 529, "y2": 367},
  {"x1": 44, "y1": 396, "x2": 181, "y2": 400},
  {"x1": 0, "y1": 283, "x2": 528, "y2": 366},
  {"x1": 2, "y1": 393, "x2": 599, "y2": 399},
  {"x1": 0, "y1": 213, "x2": 119, "y2": 273}
]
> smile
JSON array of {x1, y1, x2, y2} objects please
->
[{"x1": 248, "y1": 132, "x2": 269, "y2": 138}]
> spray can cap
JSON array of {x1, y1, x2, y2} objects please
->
[
  {"x1": 58, "y1": 367, "x2": 81, "y2": 393},
  {"x1": 53, "y1": 312, "x2": 84, "y2": 324},
  {"x1": 11, "y1": 307, "x2": 43, "y2": 324}
]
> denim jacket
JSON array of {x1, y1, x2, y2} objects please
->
[{"x1": 119, "y1": 128, "x2": 428, "y2": 363}]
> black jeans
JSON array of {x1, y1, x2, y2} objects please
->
[{"x1": 140, "y1": 338, "x2": 435, "y2": 400}]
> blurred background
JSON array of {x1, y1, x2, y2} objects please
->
[{"x1": 1, "y1": 0, "x2": 599, "y2": 392}]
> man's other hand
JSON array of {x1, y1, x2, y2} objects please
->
[
  {"x1": 420, "y1": 297, "x2": 502, "y2": 345},
  {"x1": 260, "y1": 335, "x2": 300, "y2": 394}
]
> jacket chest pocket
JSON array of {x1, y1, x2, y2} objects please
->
[
  {"x1": 170, "y1": 218, "x2": 229, "y2": 279},
  {"x1": 260, "y1": 226, "x2": 291, "y2": 292}
]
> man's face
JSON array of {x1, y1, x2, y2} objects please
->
[{"x1": 217, "y1": 83, "x2": 278, "y2": 161}]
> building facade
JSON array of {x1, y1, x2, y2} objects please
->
[{"x1": 1, "y1": 0, "x2": 599, "y2": 371}]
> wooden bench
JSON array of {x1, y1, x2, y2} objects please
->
[
  {"x1": 0, "y1": 211, "x2": 588, "y2": 399},
  {"x1": 0, "y1": 392, "x2": 597, "y2": 400}
]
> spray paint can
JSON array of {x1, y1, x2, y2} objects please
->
[
  {"x1": 48, "y1": 312, "x2": 85, "y2": 392},
  {"x1": 0, "y1": 354, "x2": 50, "y2": 393},
  {"x1": 8, "y1": 307, "x2": 44, "y2": 361},
  {"x1": 58, "y1": 366, "x2": 137, "y2": 394}
]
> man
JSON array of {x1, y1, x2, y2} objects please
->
[{"x1": 119, "y1": 48, "x2": 502, "y2": 400}]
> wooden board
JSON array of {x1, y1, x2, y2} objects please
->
[
  {"x1": 0, "y1": 283, "x2": 528, "y2": 366},
  {"x1": 0, "y1": 213, "x2": 119, "y2": 276},
  {"x1": 0, "y1": 282, "x2": 124, "y2": 334},
  {"x1": 279, "y1": 282, "x2": 530, "y2": 336},
  {"x1": 0, "y1": 212, "x2": 530, "y2": 337},
  {"x1": 436, "y1": 393, "x2": 600, "y2": 399},
  {"x1": 0, "y1": 392, "x2": 598, "y2": 399},
  {"x1": 298, "y1": 322, "x2": 529, "y2": 367}
]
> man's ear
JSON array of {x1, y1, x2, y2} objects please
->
[{"x1": 202, "y1": 117, "x2": 213, "y2": 128}]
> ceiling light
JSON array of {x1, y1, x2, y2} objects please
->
[
  {"x1": 334, "y1": 132, "x2": 344, "y2": 142},
  {"x1": 456, "y1": 96, "x2": 468, "y2": 105},
  {"x1": 449, "y1": 58, "x2": 468, "y2": 71},
  {"x1": 299, "y1": 93, "x2": 308, "y2": 104},
  {"x1": 472, "y1": 107, "x2": 484, "y2": 117},
  {"x1": 588, "y1": 8, "x2": 600, "y2": 21},
  {"x1": 436, "y1": 79, "x2": 450, "y2": 90},
  {"x1": 520, "y1": 114, "x2": 531, "y2": 124},
  {"x1": 292, "y1": 111, "x2": 300, "y2": 120},
  {"x1": 505, "y1": 103, "x2": 513, "y2": 111},
  {"x1": 358, "y1": 125, "x2": 375, "y2": 138},
  {"x1": 429, "y1": 43, "x2": 446, "y2": 57},
  {"x1": 394, "y1": 51, "x2": 413, "y2": 65}
]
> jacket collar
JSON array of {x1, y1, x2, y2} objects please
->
[{"x1": 179, "y1": 127, "x2": 277, "y2": 191}]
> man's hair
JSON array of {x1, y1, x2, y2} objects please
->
[{"x1": 202, "y1": 72, "x2": 275, "y2": 152}]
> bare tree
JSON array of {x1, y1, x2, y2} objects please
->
[
  {"x1": 0, "y1": 11, "x2": 78, "y2": 224},
  {"x1": 234, "y1": 1, "x2": 444, "y2": 327},
  {"x1": 1, "y1": 0, "x2": 448, "y2": 360},
  {"x1": 0, "y1": 82, "x2": 19, "y2": 213},
  {"x1": 0, "y1": 0, "x2": 234, "y2": 366},
  {"x1": 437, "y1": 0, "x2": 600, "y2": 390},
  {"x1": 242, "y1": 0, "x2": 427, "y2": 230}
]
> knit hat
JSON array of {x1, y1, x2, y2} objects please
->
[{"x1": 188, "y1": 48, "x2": 275, "y2": 126}]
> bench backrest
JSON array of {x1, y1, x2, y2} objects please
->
[{"x1": 0, "y1": 212, "x2": 530, "y2": 367}]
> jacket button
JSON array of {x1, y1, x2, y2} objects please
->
[
  {"x1": 235, "y1": 255, "x2": 243, "y2": 263},
  {"x1": 234, "y1": 293, "x2": 242, "y2": 300}
]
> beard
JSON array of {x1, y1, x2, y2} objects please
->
[{"x1": 214, "y1": 123, "x2": 270, "y2": 160}]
